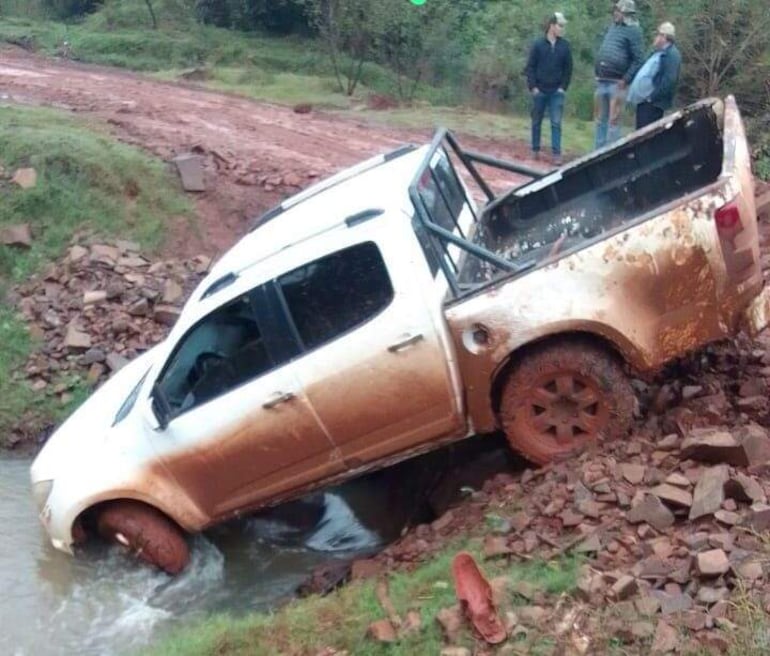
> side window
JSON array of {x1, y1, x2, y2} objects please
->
[
  {"x1": 156, "y1": 293, "x2": 272, "y2": 414},
  {"x1": 278, "y1": 242, "x2": 394, "y2": 351}
]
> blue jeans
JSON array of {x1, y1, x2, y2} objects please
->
[
  {"x1": 594, "y1": 80, "x2": 626, "y2": 148},
  {"x1": 531, "y1": 90, "x2": 565, "y2": 155}
]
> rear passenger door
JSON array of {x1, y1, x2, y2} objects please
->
[{"x1": 276, "y1": 232, "x2": 464, "y2": 468}]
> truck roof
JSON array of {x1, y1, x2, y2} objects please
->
[{"x1": 201, "y1": 144, "x2": 428, "y2": 289}]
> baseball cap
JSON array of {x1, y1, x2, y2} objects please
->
[
  {"x1": 657, "y1": 22, "x2": 676, "y2": 38},
  {"x1": 614, "y1": 0, "x2": 637, "y2": 14}
]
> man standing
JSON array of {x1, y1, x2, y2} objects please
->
[
  {"x1": 525, "y1": 12, "x2": 573, "y2": 165},
  {"x1": 594, "y1": 0, "x2": 644, "y2": 148},
  {"x1": 631, "y1": 22, "x2": 682, "y2": 129}
]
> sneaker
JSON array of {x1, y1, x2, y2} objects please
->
[
  {"x1": 552, "y1": 154, "x2": 563, "y2": 166},
  {"x1": 531, "y1": 150, "x2": 541, "y2": 161}
]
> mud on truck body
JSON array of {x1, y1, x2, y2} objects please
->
[{"x1": 31, "y1": 97, "x2": 770, "y2": 573}]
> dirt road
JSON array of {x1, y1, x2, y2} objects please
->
[{"x1": 0, "y1": 47, "x2": 530, "y2": 260}]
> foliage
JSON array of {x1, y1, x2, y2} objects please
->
[
  {"x1": 41, "y1": 0, "x2": 103, "y2": 19},
  {"x1": 194, "y1": 0, "x2": 310, "y2": 34}
]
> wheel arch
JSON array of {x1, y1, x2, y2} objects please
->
[
  {"x1": 70, "y1": 491, "x2": 191, "y2": 546},
  {"x1": 490, "y1": 329, "x2": 639, "y2": 417}
]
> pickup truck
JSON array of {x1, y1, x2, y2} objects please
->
[{"x1": 31, "y1": 97, "x2": 770, "y2": 573}]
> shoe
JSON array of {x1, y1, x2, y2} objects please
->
[
  {"x1": 552, "y1": 154, "x2": 563, "y2": 166},
  {"x1": 532, "y1": 150, "x2": 541, "y2": 161}
]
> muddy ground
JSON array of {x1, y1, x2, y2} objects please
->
[{"x1": 5, "y1": 45, "x2": 770, "y2": 654}]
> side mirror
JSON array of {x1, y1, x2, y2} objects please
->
[{"x1": 151, "y1": 382, "x2": 172, "y2": 431}]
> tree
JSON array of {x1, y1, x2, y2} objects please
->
[
  {"x1": 144, "y1": 0, "x2": 157, "y2": 28},
  {"x1": 301, "y1": 0, "x2": 387, "y2": 95}
]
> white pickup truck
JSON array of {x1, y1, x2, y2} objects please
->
[{"x1": 31, "y1": 97, "x2": 770, "y2": 573}]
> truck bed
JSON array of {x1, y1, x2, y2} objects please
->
[{"x1": 460, "y1": 100, "x2": 725, "y2": 283}]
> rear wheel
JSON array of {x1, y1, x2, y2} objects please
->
[
  {"x1": 498, "y1": 338, "x2": 635, "y2": 464},
  {"x1": 96, "y1": 500, "x2": 190, "y2": 575}
]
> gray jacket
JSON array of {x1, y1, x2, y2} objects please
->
[{"x1": 595, "y1": 22, "x2": 645, "y2": 84}]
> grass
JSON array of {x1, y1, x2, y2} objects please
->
[
  {"x1": 0, "y1": 104, "x2": 191, "y2": 444},
  {"x1": 146, "y1": 540, "x2": 582, "y2": 656}
]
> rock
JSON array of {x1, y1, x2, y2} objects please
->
[
  {"x1": 611, "y1": 575, "x2": 638, "y2": 601},
  {"x1": 659, "y1": 592, "x2": 693, "y2": 615},
  {"x1": 162, "y1": 279, "x2": 184, "y2": 304},
  {"x1": 83, "y1": 290, "x2": 108, "y2": 305},
  {"x1": 735, "y1": 425, "x2": 770, "y2": 466},
  {"x1": 725, "y1": 473, "x2": 767, "y2": 504},
  {"x1": 678, "y1": 610, "x2": 708, "y2": 632},
  {"x1": 483, "y1": 535, "x2": 512, "y2": 559},
  {"x1": 665, "y1": 473, "x2": 691, "y2": 487},
  {"x1": 576, "y1": 500, "x2": 602, "y2": 518},
  {"x1": 682, "y1": 385, "x2": 704, "y2": 400},
  {"x1": 106, "y1": 352, "x2": 129, "y2": 372},
  {"x1": 0, "y1": 223, "x2": 33, "y2": 248},
  {"x1": 68, "y1": 245, "x2": 88, "y2": 262},
  {"x1": 560, "y1": 509, "x2": 584, "y2": 527},
  {"x1": 575, "y1": 534, "x2": 601, "y2": 554},
  {"x1": 153, "y1": 304, "x2": 181, "y2": 326},
  {"x1": 128, "y1": 298, "x2": 150, "y2": 316},
  {"x1": 651, "y1": 621, "x2": 679, "y2": 653},
  {"x1": 658, "y1": 434, "x2": 680, "y2": 450},
  {"x1": 697, "y1": 586, "x2": 729, "y2": 604},
  {"x1": 82, "y1": 348, "x2": 106, "y2": 365},
  {"x1": 436, "y1": 605, "x2": 463, "y2": 643},
  {"x1": 734, "y1": 560, "x2": 763, "y2": 581},
  {"x1": 90, "y1": 244, "x2": 121, "y2": 265},
  {"x1": 626, "y1": 494, "x2": 676, "y2": 531},
  {"x1": 518, "y1": 605, "x2": 547, "y2": 626},
  {"x1": 622, "y1": 464, "x2": 646, "y2": 485},
  {"x1": 64, "y1": 323, "x2": 91, "y2": 351},
  {"x1": 172, "y1": 153, "x2": 206, "y2": 192},
  {"x1": 651, "y1": 484, "x2": 693, "y2": 508},
  {"x1": 689, "y1": 465, "x2": 729, "y2": 520},
  {"x1": 367, "y1": 619, "x2": 397, "y2": 643},
  {"x1": 680, "y1": 430, "x2": 745, "y2": 465},
  {"x1": 695, "y1": 549, "x2": 730, "y2": 577},
  {"x1": 714, "y1": 510, "x2": 741, "y2": 526},
  {"x1": 440, "y1": 649, "x2": 471, "y2": 656},
  {"x1": 636, "y1": 596, "x2": 661, "y2": 615},
  {"x1": 11, "y1": 167, "x2": 37, "y2": 189},
  {"x1": 86, "y1": 363, "x2": 106, "y2": 386},
  {"x1": 708, "y1": 533, "x2": 733, "y2": 552},
  {"x1": 512, "y1": 581, "x2": 537, "y2": 601}
]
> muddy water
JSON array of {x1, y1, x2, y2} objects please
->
[{"x1": 0, "y1": 456, "x2": 401, "y2": 656}]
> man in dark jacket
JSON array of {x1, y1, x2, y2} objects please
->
[
  {"x1": 525, "y1": 12, "x2": 573, "y2": 165},
  {"x1": 594, "y1": 0, "x2": 644, "y2": 148},
  {"x1": 634, "y1": 22, "x2": 682, "y2": 128}
]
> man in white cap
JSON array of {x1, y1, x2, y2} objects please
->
[
  {"x1": 525, "y1": 12, "x2": 573, "y2": 165},
  {"x1": 594, "y1": 0, "x2": 645, "y2": 147},
  {"x1": 628, "y1": 22, "x2": 682, "y2": 128}
]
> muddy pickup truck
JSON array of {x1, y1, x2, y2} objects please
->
[{"x1": 31, "y1": 97, "x2": 770, "y2": 573}]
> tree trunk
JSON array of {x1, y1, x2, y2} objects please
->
[{"x1": 144, "y1": 0, "x2": 158, "y2": 29}]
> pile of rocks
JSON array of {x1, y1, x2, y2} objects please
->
[{"x1": 7, "y1": 239, "x2": 210, "y2": 430}]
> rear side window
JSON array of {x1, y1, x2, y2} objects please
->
[{"x1": 278, "y1": 242, "x2": 393, "y2": 350}]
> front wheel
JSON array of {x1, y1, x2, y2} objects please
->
[
  {"x1": 498, "y1": 338, "x2": 635, "y2": 465},
  {"x1": 96, "y1": 501, "x2": 190, "y2": 575}
]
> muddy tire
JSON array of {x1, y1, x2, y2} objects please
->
[
  {"x1": 498, "y1": 338, "x2": 635, "y2": 465},
  {"x1": 96, "y1": 501, "x2": 190, "y2": 575}
]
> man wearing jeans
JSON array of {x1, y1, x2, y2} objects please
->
[
  {"x1": 594, "y1": 0, "x2": 644, "y2": 148},
  {"x1": 525, "y1": 12, "x2": 573, "y2": 166}
]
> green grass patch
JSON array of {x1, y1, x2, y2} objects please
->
[
  {"x1": 147, "y1": 539, "x2": 582, "y2": 656},
  {"x1": 0, "y1": 104, "x2": 190, "y2": 444}
]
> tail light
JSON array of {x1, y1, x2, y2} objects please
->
[{"x1": 715, "y1": 199, "x2": 742, "y2": 232}]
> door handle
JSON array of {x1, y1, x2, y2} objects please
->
[
  {"x1": 387, "y1": 333, "x2": 424, "y2": 353},
  {"x1": 262, "y1": 392, "x2": 296, "y2": 409}
]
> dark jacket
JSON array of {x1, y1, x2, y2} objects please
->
[
  {"x1": 525, "y1": 36, "x2": 573, "y2": 93},
  {"x1": 595, "y1": 22, "x2": 644, "y2": 83},
  {"x1": 648, "y1": 43, "x2": 681, "y2": 110}
]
